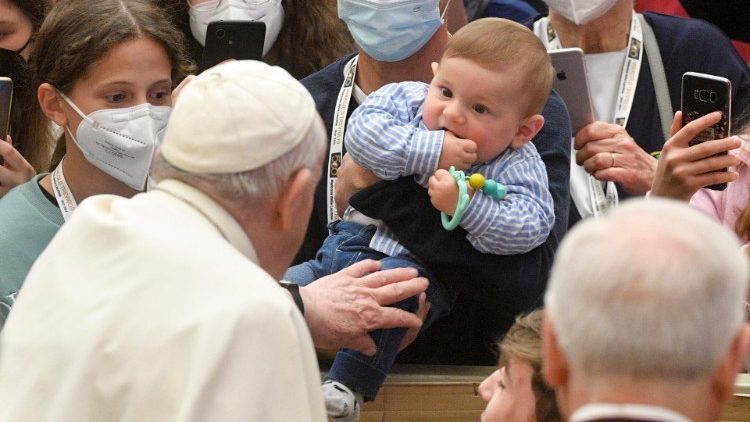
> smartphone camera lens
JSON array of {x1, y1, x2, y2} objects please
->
[{"x1": 216, "y1": 28, "x2": 226, "y2": 39}]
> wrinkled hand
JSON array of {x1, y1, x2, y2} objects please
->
[
  {"x1": 0, "y1": 135, "x2": 36, "y2": 198},
  {"x1": 299, "y1": 260, "x2": 428, "y2": 356},
  {"x1": 478, "y1": 369, "x2": 502, "y2": 402},
  {"x1": 574, "y1": 121, "x2": 657, "y2": 195},
  {"x1": 438, "y1": 131, "x2": 476, "y2": 171},
  {"x1": 428, "y1": 168, "x2": 467, "y2": 215},
  {"x1": 334, "y1": 153, "x2": 380, "y2": 217},
  {"x1": 650, "y1": 111, "x2": 741, "y2": 201}
]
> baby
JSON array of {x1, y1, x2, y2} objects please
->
[{"x1": 285, "y1": 18, "x2": 555, "y2": 421}]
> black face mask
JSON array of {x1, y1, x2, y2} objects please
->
[{"x1": 0, "y1": 48, "x2": 30, "y2": 88}]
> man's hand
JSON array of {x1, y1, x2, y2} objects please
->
[
  {"x1": 334, "y1": 154, "x2": 381, "y2": 217},
  {"x1": 428, "y1": 168, "x2": 468, "y2": 214},
  {"x1": 651, "y1": 111, "x2": 740, "y2": 201},
  {"x1": 0, "y1": 135, "x2": 36, "y2": 198},
  {"x1": 299, "y1": 260, "x2": 428, "y2": 356},
  {"x1": 574, "y1": 121, "x2": 657, "y2": 195},
  {"x1": 438, "y1": 131, "x2": 476, "y2": 171}
]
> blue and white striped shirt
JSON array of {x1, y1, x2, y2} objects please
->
[{"x1": 345, "y1": 81, "x2": 554, "y2": 256}]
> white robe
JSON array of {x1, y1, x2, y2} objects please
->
[{"x1": 0, "y1": 179, "x2": 326, "y2": 422}]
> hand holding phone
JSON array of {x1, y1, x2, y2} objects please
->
[{"x1": 680, "y1": 72, "x2": 732, "y2": 190}]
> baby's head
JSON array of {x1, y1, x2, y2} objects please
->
[{"x1": 422, "y1": 18, "x2": 553, "y2": 163}]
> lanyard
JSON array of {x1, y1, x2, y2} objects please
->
[
  {"x1": 51, "y1": 160, "x2": 77, "y2": 222},
  {"x1": 536, "y1": 11, "x2": 643, "y2": 216},
  {"x1": 326, "y1": 55, "x2": 358, "y2": 224}
]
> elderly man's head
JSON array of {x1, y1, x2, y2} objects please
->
[
  {"x1": 543, "y1": 198, "x2": 750, "y2": 420},
  {"x1": 152, "y1": 60, "x2": 326, "y2": 277}
]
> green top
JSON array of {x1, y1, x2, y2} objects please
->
[{"x1": 0, "y1": 174, "x2": 63, "y2": 329}]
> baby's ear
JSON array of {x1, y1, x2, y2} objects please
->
[
  {"x1": 510, "y1": 114, "x2": 545, "y2": 149},
  {"x1": 431, "y1": 61, "x2": 439, "y2": 76}
]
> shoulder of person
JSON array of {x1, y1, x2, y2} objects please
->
[
  {"x1": 301, "y1": 53, "x2": 357, "y2": 103},
  {"x1": 643, "y1": 11, "x2": 735, "y2": 46}
]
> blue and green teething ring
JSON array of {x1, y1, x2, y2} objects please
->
[{"x1": 440, "y1": 166, "x2": 507, "y2": 231}]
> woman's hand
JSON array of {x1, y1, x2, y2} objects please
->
[
  {"x1": 650, "y1": 111, "x2": 741, "y2": 201},
  {"x1": 0, "y1": 135, "x2": 36, "y2": 198},
  {"x1": 574, "y1": 121, "x2": 657, "y2": 195}
]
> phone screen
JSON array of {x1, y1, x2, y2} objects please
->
[
  {"x1": 0, "y1": 77, "x2": 12, "y2": 141},
  {"x1": 680, "y1": 72, "x2": 732, "y2": 190}
]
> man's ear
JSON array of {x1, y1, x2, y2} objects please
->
[
  {"x1": 542, "y1": 314, "x2": 569, "y2": 389},
  {"x1": 710, "y1": 323, "x2": 750, "y2": 406},
  {"x1": 510, "y1": 114, "x2": 545, "y2": 149},
  {"x1": 38, "y1": 83, "x2": 69, "y2": 127},
  {"x1": 270, "y1": 167, "x2": 314, "y2": 232},
  {"x1": 431, "y1": 61, "x2": 439, "y2": 76}
]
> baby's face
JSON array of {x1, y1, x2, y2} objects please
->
[{"x1": 423, "y1": 57, "x2": 530, "y2": 164}]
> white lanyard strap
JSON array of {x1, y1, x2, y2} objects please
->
[
  {"x1": 51, "y1": 161, "x2": 77, "y2": 221},
  {"x1": 326, "y1": 55, "x2": 358, "y2": 224},
  {"x1": 537, "y1": 11, "x2": 643, "y2": 216}
]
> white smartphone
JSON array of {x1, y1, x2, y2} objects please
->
[{"x1": 548, "y1": 48, "x2": 595, "y2": 136}]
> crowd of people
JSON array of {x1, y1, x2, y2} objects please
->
[{"x1": 0, "y1": 0, "x2": 749, "y2": 421}]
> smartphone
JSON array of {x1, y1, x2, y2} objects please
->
[
  {"x1": 200, "y1": 20, "x2": 266, "y2": 73},
  {"x1": 681, "y1": 72, "x2": 732, "y2": 191},
  {"x1": 0, "y1": 77, "x2": 11, "y2": 165},
  {"x1": 0, "y1": 77, "x2": 12, "y2": 141},
  {"x1": 548, "y1": 48, "x2": 595, "y2": 136}
]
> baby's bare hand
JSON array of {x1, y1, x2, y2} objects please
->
[
  {"x1": 428, "y1": 169, "x2": 460, "y2": 214},
  {"x1": 438, "y1": 132, "x2": 476, "y2": 170}
]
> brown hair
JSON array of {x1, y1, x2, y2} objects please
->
[
  {"x1": 443, "y1": 17, "x2": 553, "y2": 116},
  {"x1": 263, "y1": 0, "x2": 355, "y2": 80},
  {"x1": 4, "y1": 0, "x2": 53, "y2": 172},
  {"x1": 31, "y1": 0, "x2": 195, "y2": 171},
  {"x1": 498, "y1": 310, "x2": 562, "y2": 422}
]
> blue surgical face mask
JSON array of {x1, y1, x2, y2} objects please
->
[{"x1": 339, "y1": 0, "x2": 448, "y2": 62}]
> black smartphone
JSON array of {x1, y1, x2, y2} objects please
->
[
  {"x1": 200, "y1": 20, "x2": 265, "y2": 73},
  {"x1": 681, "y1": 72, "x2": 732, "y2": 191},
  {"x1": 0, "y1": 77, "x2": 12, "y2": 141}
]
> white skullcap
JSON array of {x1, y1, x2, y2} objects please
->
[{"x1": 161, "y1": 60, "x2": 321, "y2": 173}]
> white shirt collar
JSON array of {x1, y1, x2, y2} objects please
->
[
  {"x1": 571, "y1": 403, "x2": 692, "y2": 422},
  {"x1": 154, "y1": 179, "x2": 258, "y2": 263}
]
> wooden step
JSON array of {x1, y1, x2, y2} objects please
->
[{"x1": 323, "y1": 365, "x2": 750, "y2": 421}]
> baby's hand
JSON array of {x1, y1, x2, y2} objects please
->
[
  {"x1": 438, "y1": 131, "x2": 476, "y2": 171},
  {"x1": 429, "y1": 169, "x2": 465, "y2": 215}
]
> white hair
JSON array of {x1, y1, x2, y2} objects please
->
[
  {"x1": 545, "y1": 198, "x2": 749, "y2": 381},
  {"x1": 151, "y1": 115, "x2": 326, "y2": 205}
]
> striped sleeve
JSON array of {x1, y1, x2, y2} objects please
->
[
  {"x1": 459, "y1": 143, "x2": 555, "y2": 255},
  {"x1": 345, "y1": 82, "x2": 444, "y2": 180}
]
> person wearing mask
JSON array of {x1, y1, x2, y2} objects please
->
[
  {"x1": 299, "y1": 0, "x2": 572, "y2": 365},
  {"x1": 170, "y1": 0, "x2": 355, "y2": 79},
  {"x1": 0, "y1": 0, "x2": 54, "y2": 197},
  {"x1": 535, "y1": 0, "x2": 750, "y2": 226}
]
